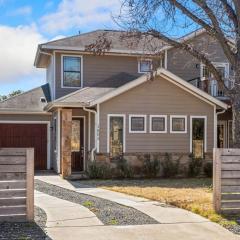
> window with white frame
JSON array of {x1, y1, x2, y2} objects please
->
[
  {"x1": 150, "y1": 115, "x2": 167, "y2": 133},
  {"x1": 138, "y1": 59, "x2": 152, "y2": 73},
  {"x1": 129, "y1": 115, "x2": 147, "y2": 133},
  {"x1": 170, "y1": 115, "x2": 187, "y2": 133},
  {"x1": 62, "y1": 55, "x2": 82, "y2": 88}
]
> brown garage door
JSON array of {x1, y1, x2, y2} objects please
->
[{"x1": 0, "y1": 123, "x2": 47, "y2": 170}]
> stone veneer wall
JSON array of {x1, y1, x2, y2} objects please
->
[{"x1": 94, "y1": 152, "x2": 213, "y2": 177}]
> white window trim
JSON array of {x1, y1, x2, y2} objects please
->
[
  {"x1": 149, "y1": 115, "x2": 167, "y2": 133},
  {"x1": 107, "y1": 114, "x2": 126, "y2": 153},
  {"x1": 129, "y1": 114, "x2": 147, "y2": 133},
  {"x1": 138, "y1": 59, "x2": 153, "y2": 74},
  {"x1": 200, "y1": 62, "x2": 230, "y2": 80},
  {"x1": 190, "y1": 116, "x2": 207, "y2": 153},
  {"x1": 61, "y1": 54, "x2": 83, "y2": 89},
  {"x1": 170, "y1": 115, "x2": 187, "y2": 134}
]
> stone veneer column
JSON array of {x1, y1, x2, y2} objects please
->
[{"x1": 61, "y1": 109, "x2": 72, "y2": 178}]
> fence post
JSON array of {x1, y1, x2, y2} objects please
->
[
  {"x1": 26, "y1": 148, "x2": 34, "y2": 222},
  {"x1": 213, "y1": 148, "x2": 221, "y2": 213}
]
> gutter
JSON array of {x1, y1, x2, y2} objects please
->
[{"x1": 83, "y1": 107, "x2": 97, "y2": 161}]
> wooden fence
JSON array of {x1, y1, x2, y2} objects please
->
[
  {"x1": 213, "y1": 148, "x2": 240, "y2": 214},
  {"x1": 0, "y1": 148, "x2": 34, "y2": 222}
]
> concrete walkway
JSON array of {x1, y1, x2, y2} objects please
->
[{"x1": 35, "y1": 174, "x2": 239, "y2": 240}]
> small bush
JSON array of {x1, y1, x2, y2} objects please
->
[
  {"x1": 188, "y1": 155, "x2": 203, "y2": 177},
  {"x1": 87, "y1": 161, "x2": 112, "y2": 179},
  {"x1": 161, "y1": 153, "x2": 180, "y2": 177},
  {"x1": 143, "y1": 155, "x2": 161, "y2": 178},
  {"x1": 116, "y1": 157, "x2": 133, "y2": 178},
  {"x1": 203, "y1": 162, "x2": 213, "y2": 177}
]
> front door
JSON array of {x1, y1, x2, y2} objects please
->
[
  {"x1": 71, "y1": 118, "x2": 84, "y2": 172},
  {"x1": 191, "y1": 117, "x2": 205, "y2": 158}
]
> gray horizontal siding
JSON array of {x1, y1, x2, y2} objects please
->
[{"x1": 99, "y1": 76, "x2": 214, "y2": 153}]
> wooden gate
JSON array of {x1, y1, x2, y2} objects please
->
[
  {"x1": 0, "y1": 148, "x2": 34, "y2": 222},
  {"x1": 213, "y1": 148, "x2": 240, "y2": 214}
]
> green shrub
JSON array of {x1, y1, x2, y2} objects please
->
[
  {"x1": 203, "y1": 162, "x2": 213, "y2": 177},
  {"x1": 116, "y1": 157, "x2": 133, "y2": 178},
  {"x1": 87, "y1": 161, "x2": 112, "y2": 179},
  {"x1": 143, "y1": 155, "x2": 161, "y2": 177},
  {"x1": 188, "y1": 155, "x2": 203, "y2": 177},
  {"x1": 161, "y1": 153, "x2": 180, "y2": 177}
]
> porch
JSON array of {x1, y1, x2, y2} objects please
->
[{"x1": 54, "y1": 107, "x2": 97, "y2": 178}]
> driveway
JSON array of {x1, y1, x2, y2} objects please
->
[{"x1": 35, "y1": 174, "x2": 239, "y2": 240}]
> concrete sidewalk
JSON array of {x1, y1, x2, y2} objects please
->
[{"x1": 35, "y1": 174, "x2": 239, "y2": 240}]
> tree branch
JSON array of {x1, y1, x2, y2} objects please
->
[
  {"x1": 219, "y1": 0, "x2": 238, "y2": 29},
  {"x1": 193, "y1": 0, "x2": 236, "y2": 66}
]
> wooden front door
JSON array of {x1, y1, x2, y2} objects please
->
[{"x1": 71, "y1": 118, "x2": 84, "y2": 172}]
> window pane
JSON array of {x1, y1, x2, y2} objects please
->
[
  {"x1": 71, "y1": 120, "x2": 80, "y2": 152},
  {"x1": 216, "y1": 66, "x2": 225, "y2": 78},
  {"x1": 172, "y1": 118, "x2": 185, "y2": 131},
  {"x1": 63, "y1": 72, "x2": 81, "y2": 87},
  {"x1": 64, "y1": 57, "x2": 81, "y2": 71},
  {"x1": 140, "y1": 60, "x2": 152, "y2": 72},
  {"x1": 131, "y1": 117, "x2": 145, "y2": 131},
  {"x1": 110, "y1": 117, "x2": 123, "y2": 158},
  {"x1": 152, "y1": 117, "x2": 165, "y2": 131}
]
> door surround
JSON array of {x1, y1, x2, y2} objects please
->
[
  {"x1": 190, "y1": 116, "x2": 207, "y2": 153},
  {"x1": 72, "y1": 115, "x2": 86, "y2": 171}
]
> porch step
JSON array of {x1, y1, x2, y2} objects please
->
[{"x1": 67, "y1": 172, "x2": 89, "y2": 180}]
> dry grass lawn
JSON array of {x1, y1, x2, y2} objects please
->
[{"x1": 83, "y1": 178, "x2": 237, "y2": 227}]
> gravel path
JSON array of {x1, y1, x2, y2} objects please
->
[
  {"x1": 0, "y1": 206, "x2": 48, "y2": 240},
  {"x1": 35, "y1": 179, "x2": 158, "y2": 226}
]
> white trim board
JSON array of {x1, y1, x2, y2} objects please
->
[
  {"x1": 0, "y1": 120, "x2": 51, "y2": 170},
  {"x1": 107, "y1": 114, "x2": 126, "y2": 153},
  {"x1": 190, "y1": 116, "x2": 207, "y2": 153}
]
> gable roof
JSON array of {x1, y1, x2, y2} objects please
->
[
  {"x1": 0, "y1": 83, "x2": 51, "y2": 114},
  {"x1": 45, "y1": 68, "x2": 228, "y2": 111}
]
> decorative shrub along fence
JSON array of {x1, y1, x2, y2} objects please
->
[
  {"x1": 213, "y1": 148, "x2": 240, "y2": 214},
  {"x1": 0, "y1": 148, "x2": 34, "y2": 222}
]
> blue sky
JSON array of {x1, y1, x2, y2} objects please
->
[
  {"x1": 0, "y1": 0, "x2": 121, "y2": 95},
  {"x1": 0, "y1": 0, "x2": 193, "y2": 96}
]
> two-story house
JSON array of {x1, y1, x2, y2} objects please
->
[{"x1": 0, "y1": 29, "x2": 229, "y2": 178}]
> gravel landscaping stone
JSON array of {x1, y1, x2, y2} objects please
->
[
  {"x1": 0, "y1": 206, "x2": 48, "y2": 240},
  {"x1": 35, "y1": 179, "x2": 158, "y2": 226}
]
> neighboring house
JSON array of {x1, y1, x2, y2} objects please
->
[{"x1": 0, "y1": 29, "x2": 230, "y2": 178}]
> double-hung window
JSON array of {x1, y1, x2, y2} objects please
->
[{"x1": 62, "y1": 55, "x2": 82, "y2": 88}]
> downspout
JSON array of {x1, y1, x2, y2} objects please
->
[{"x1": 83, "y1": 107, "x2": 97, "y2": 161}]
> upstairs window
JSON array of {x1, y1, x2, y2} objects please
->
[
  {"x1": 138, "y1": 59, "x2": 152, "y2": 73},
  {"x1": 62, "y1": 56, "x2": 82, "y2": 88}
]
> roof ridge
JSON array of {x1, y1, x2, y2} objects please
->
[
  {"x1": 41, "y1": 29, "x2": 126, "y2": 46},
  {"x1": 0, "y1": 83, "x2": 48, "y2": 104}
]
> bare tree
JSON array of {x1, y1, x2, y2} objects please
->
[{"x1": 113, "y1": 0, "x2": 240, "y2": 147}]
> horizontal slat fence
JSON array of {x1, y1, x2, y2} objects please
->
[
  {"x1": 0, "y1": 148, "x2": 34, "y2": 222},
  {"x1": 213, "y1": 148, "x2": 240, "y2": 214}
]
